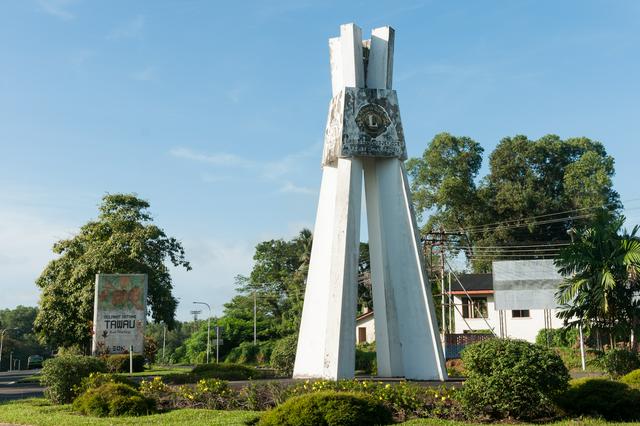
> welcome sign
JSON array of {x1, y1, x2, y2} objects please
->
[{"x1": 91, "y1": 274, "x2": 147, "y2": 355}]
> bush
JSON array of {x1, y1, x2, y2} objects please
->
[
  {"x1": 458, "y1": 338, "x2": 569, "y2": 420},
  {"x1": 140, "y1": 376, "x2": 175, "y2": 411},
  {"x1": 102, "y1": 354, "x2": 145, "y2": 373},
  {"x1": 165, "y1": 363, "x2": 262, "y2": 384},
  {"x1": 237, "y1": 381, "x2": 291, "y2": 411},
  {"x1": 289, "y1": 379, "x2": 460, "y2": 421},
  {"x1": 556, "y1": 378, "x2": 640, "y2": 421},
  {"x1": 177, "y1": 379, "x2": 235, "y2": 410},
  {"x1": 600, "y1": 348, "x2": 640, "y2": 378},
  {"x1": 75, "y1": 372, "x2": 137, "y2": 395},
  {"x1": 258, "y1": 391, "x2": 393, "y2": 426},
  {"x1": 41, "y1": 355, "x2": 107, "y2": 404},
  {"x1": 355, "y1": 343, "x2": 377, "y2": 375},
  {"x1": 620, "y1": 368, "x2": 640, "y2": 389},
  {"x1": 73, "y1": 383, "x2": 155, "y2": 417},
  {"x1": 536, "y1": 328, "x2": 580, "y2": 348},
  {"x1": 270, "y1": 334, "x2": 297, "y2": 376}
]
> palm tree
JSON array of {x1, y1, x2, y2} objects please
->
[{"x1": 555, "y1": 211, "x2": 640, "y2": 348}]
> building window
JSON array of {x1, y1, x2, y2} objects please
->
[
  {"x1": 462, "y1": 297, "x2": 488, "y2": 319},
  {"x1": 358, "y1": 327, "x2": 367, "y2": 343},
  {"x1": 512, "y1": 309, "x2": 530, "y2": 318}
]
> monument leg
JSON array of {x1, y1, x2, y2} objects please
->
[
  {"x1": 293, "y1": 157, "x2": 362, "y2": 379},
  {"x1": 364, "y1": 158, "x2": 447, "y2": 380}
]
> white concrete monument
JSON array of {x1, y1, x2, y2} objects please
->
[{"x1": 293, "y1": 23, "x2": 447, "y2": 381}]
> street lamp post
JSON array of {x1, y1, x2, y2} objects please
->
[
  {"x1": 193, "y1": 301, "x2": 211, "y2": 364},
  {"x1": 0, "y1": 328, "x2": 18, "y2": 372}
]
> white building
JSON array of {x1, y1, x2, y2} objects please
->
[
  {"x1": 450, "y1": 273, "x2": 563, "y2": 343},
  {"x1": 356, "y1": 309, "x2": 375, "y2": 344}
]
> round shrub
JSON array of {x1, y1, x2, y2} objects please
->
[
  {"x1": 620, "y1": 368, "x2": 640, "y2": 389},
  {"x1": 601, "y1": 348, "x2": 640, "y2": 378},
  {"x1": 72, "y1": 383, "x2": 155, "y2": 417},
  {"x1": 258, "y1": 391, "x2": 393, "y2": 426},
  {"x1": 76, "y1": 372, "x2": 138, "y2": 395},
  {"x1": 556, "y1": 378, "x2": 640, "y2": 421},
  {"x1": 270, "y1": 334, "x2": 297, "y2": 376},
  {"x1": 40, "y1": 355, "x2": 107, "y2": 404},
  {"x1": 459, "y1": 338, "x2": 569, "y2": 420},
  {"x1": 101, "y1": 354, "x2": 145, "y2": 373}
]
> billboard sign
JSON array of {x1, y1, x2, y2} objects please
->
[
  {"x1": 92, "y1": 274, "x2": 147, "y2": 355},
  {"x1": 492, "y1": 260, "x2": 562, "y2": 310}
]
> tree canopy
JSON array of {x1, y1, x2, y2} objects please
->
[
  {"x1": 554, "y1": 212, "x2": 640, "y2": 346},
  {"x1": 34, "y1": 193, "x2": 190, "y2": 349},
  {"x1": 407, "y1": 133, "x2": 621, "y2": 271}
]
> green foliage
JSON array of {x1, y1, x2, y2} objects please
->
[
  {"x1": 459, "y1": 338, "x2": 569, "y2": 419},
  {"x1": 290, "y1": 380, "x2": 459, "y2": 421},
  {"x1": 144, "y1": 335, "x2": 159, "y2": 363},
  {"x1": 144, "y1": 321, "x2": 192, "y2": 364},
  {"x1": 270, "y1": 334, "x2": 297, "y2": 376},
  {"x1": 257, "y1": 391, "x2": 393, "y2": 426},
  {"x1": 355, "y1": 343, "x2": 377, "y2": 375},
  {"x1": 620, "y1": 368, "x2": 640, "y2": 388},
  {"x1": 556, "y1": 378, "x2": 640, "y2": 421},
  {"x1": 75, "y1": 372, "x2": 137, "y2": 395},
  {"x1": 40, "y1": 355, "x2": 107, "y2": 404},
  {"x1": 600, "y1": 348, "x2": 640, "y2": 378},
  {"x1": 536, "y1": 328, "x2": 580, "y2": 348},
  {"x1": 72, "y1": 383, "x2": 155, "y2": 417},
  {"x1": 407, "y1": 133, "x2": 620, "y2": 272},
  {"x1": 101, "y1": 354, "x2": 145, "y2": 373},
  {"x1": 555, "y1": 211, "x2": 640, "y2": 342},
  {"x1": 34, "y1": 194, "x2": 191, "y2": 348},
  {"x1": 225, "y1": 341, "x2": 274, "y2": 365},
  {"x1": 165, "y1": 363, "x2": 263, "y2": 384},
  {"x1": 236, "y1": 381, "x2": 291, "y2": 411},
  {"x1": 177, "y1": 379, "x2": 234, "y2": 410},
  {"x1": 0, "y1": 305, "x2": 48, "y2": 371}
]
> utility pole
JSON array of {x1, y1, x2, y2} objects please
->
[
  {"x1": 192, "y1": 302, "x2": 211, "y2": 364},
  {"x1": 440, "y1": 242, "x2": 446, "y2": 358},
  {"x1": 253, "y1": 291, "x2": 257, "y2": 345}
]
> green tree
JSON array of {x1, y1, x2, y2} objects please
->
[
  {"x1": 34, "y1": 194, "x2": 191, "y2": 349},
  {"x1": 554, "y1": 211, "x2": 640, "y2": 347},
  {"x1": 407, "y1": 133, "x2": 621, "y2": 271},
  {"x1": 0, "y1": 306, "x2": 47, "y2": 370}
]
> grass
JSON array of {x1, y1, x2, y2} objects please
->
[
  {"x1": 2, "y1": 399, "x2": 638, "y2": 426},
  {"x1": 0, "y1": 399, "x2": 258, "y2": 426},
  {"x1": 17, "y1": 365, "x2": 193, "y2": 383}
]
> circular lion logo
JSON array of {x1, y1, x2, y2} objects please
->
[{"x1": 355, "y1": 103, "x2": 391, "y2": 138}]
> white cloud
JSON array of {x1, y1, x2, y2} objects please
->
[
  {"x1": 0, "y1": 209, "x2": 74, "y2": 309},
  {"x1": 279, "y1": 181, "x2": 316, "y2": 195},
  {"x1": 170, "y1": 237, "x2": 255, "y2": 319},
  {"x1": 107, "y1": 15, "x2": 145, "y2": 40},
  {"x1": 37, "y1": 0, "x2": 78, "y2": 20},
  {"x1": 170, "y1": 147, "x2": 255, "y2": 168},
  {"x1": 130, "y1": 67, "x2": 156, "y2": 82}
]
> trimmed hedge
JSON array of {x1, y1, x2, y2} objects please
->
[
  {"x1": 165, "y1": 363, "x2": 263, "y2": 384},
  {"x1": 102, "y1": 354, "x2": 145, "y2": 373},
  {"x1": 40, "y1": 355, "x2": 107, "y2": 404},
  {"x1": 600, "y1": 348, "x2": 640, "y2": 378},
  {"x1": 459, "y1": 338, "x2": 569, "y2": 420},
  {"x1": 620, "y1": 368, "x2": 640, "y2": 389},
  {"x1": 258, "y1": 391, "x2": 393, "y2": 426},
  {"x1": 73, "y1": 383, "x2": 155, "y2": 417},
  {"x1": 556, "y1": 378, "x2": 640, "y2": 421}
]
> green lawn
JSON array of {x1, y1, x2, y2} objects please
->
[
  {"x1": 2, "y1": 399, "x2": 639, "y2": 426},
  {"x1": 0, "y1": 399, "x2": 258, "y2": 426}
]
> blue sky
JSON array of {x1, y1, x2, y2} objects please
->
[{"x1": 1, "y1": 0, "x2": 639, "y2": 321}]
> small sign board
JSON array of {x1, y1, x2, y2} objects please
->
[{"x1": 92, "y1": 274, "x2": 147, "y2": 355}]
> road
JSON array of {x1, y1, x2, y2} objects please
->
[{"x1": 0, "y1": 370, "x2": 43, "y2": 402}]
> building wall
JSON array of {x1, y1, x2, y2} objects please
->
[
  {"x1": 356, "y1": 314, "x2": 376, "y2": 344},
  {"x1": 452, "y1": 294, "x2": 563, "y2": 343}
]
